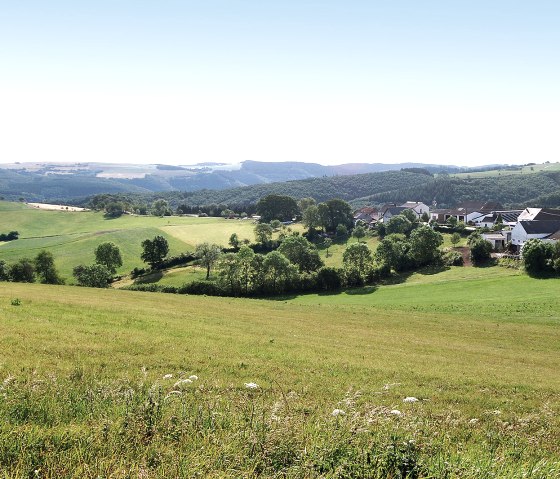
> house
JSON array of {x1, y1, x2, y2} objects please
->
[
  {"x1": 380, "y1": 205, "x2": 409, "y2": 222},
  {"x1": 482, "y1": 231, "x2": 512, "y2": 251},
  {"x1": 472, "y1": 210, "x2": 522, "y2": 228},
  {"x1": 430, "y1": 208, "x2": 483, "y2": 224},
  {"x1": 400, "y1": 201, "x2": 430, "y2": 218},
  {"x1": 510, "y1": 220, "x2": 560, "y2": 251},
  {"x1": 457, "y1": 201, "x2": 503, "y2": 214},
  {"x1": 517, "y1": 208, "x2": 560, "y2": 222},
  {"x1": 353, "y1": 206, "x2": 379, "y2": 228}
]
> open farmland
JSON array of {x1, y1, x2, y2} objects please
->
[
  {"x1": 0, "y1": 201, "x2": 261, "y2": 280},
  {"x1": 1, "y1": 267, "x2": 560, "y2": 477}
]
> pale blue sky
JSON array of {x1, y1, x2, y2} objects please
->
[{"x1": 1, "y1": 1, "x2": 559, "y2": 166}]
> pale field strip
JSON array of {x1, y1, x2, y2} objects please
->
[{"x1": 26, "y1": 202, "x2": 89, "y2": 212}]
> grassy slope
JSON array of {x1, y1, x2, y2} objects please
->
[
  {"x1": 1, "y1": 268, "x2": 559, "y2": 476},
  {"x1": 0, "y1": 201, "x2": 258, "y2": 280}
]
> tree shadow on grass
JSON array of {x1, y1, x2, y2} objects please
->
[
  {"x1": 525, "y1": 270, "x2": 560, "y2": 280},
  {"x1": 134, "y1": 271, "x2": 163, "y2": 284},
  {"x1": 417, "y1": 264, "x2": 450, "y2": 275},
  {"x1": 379, "y1": 264, "x2": 450, "y2": 286},
  {"x1": 472, "y1": 258, "x2": 498, "y2": 268},
  {"x1": 343, "y1": 285, "x2": 378, "y2": 295}
]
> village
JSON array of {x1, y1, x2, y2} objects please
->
[{"x1": 353, "y1": 200, "x2": 560, "y2": 253}]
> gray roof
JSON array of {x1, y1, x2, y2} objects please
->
[{"x1": 519, "y1": 220, "x2": 560, "y2": 235}]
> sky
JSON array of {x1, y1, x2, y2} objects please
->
[{"x1": 0, "y1": 1, "x2": 559, "y2": 167}]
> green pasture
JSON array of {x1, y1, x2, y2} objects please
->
[
  {"x1": 0, "y1": 201, "x2": 258, "y2": 281},
  {"x1": 0, "y1": 268, "x2": 559, "y2": 476}
]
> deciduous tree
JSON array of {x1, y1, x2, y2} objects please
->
[
  {"x1": 34, "y1": 250, "x2": 64, "y2": 284},
  {"x1": 196, "y1": 242, "x2": 222, "y2": 279},
  {"x1": 141, "y1": 235, "x2": 169, "y2": 268},
  {"x1": 94, "y1": 242, "x2": 123, "y2": 274}
]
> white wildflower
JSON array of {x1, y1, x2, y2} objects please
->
[
  {"x1": 469, "y1": 418, "x2": 479, "y2": 425},
  {"x1": 390, "y1": 409, "x2": 402, "y2": 416},
  {"x1": 189, "y1": 375, "x2": 198, "y2": 381},
  {"x1": 162, "y1": 374, "x2": 173, "y2": 380},
  {"x1": 245, "y1": 382, "x2": 259, "y2": 390},
  {"x1": 174, "y1": 378, "x2": 193, "y2": 388},
  {"x1": 403, "y1": 397, "x2": 419, "y2": 403},
  {"x1": 331, "y1": 408, "x2": 346, "y2": 417}
]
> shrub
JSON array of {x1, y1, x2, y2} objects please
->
[
  {"x1": 470, "y1": 238, "x2": 493, "y2": 265},
  {"x1": 522, "y1": 239, "x2": 553, "y2": 274},
  {"x1": 179, "y1": 280, "x2": 223, "y2": 296},
  {"x1": 367, "y1": 262, "x2": 391, "y2": 282},
  {"x1": 317, "y1": 267, "x2": 343, "y2": 291},
  {"x1": 9, "y1": 258, "x2": 35, "y2": 283},
  {"x1": 442, "y1": 249, "x2": 464, "y2": 266},
  {"x1": 130, "y1": 267, "x2": 147, "y2": 279},
  {"x1": 73, "y1": 264, "x2": 112, "y2": 288}
]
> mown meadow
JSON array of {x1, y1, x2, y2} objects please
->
[{"x1": 1, "y1": 264, "x2": 560, "y2": 477}]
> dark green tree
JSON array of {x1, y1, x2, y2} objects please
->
[
  {"x1": 73, "y1": 264, "x2": 111, "y2": 288},
  {"x1": 302, "y1": 204, "x2": 321, "y2": 236},
  {"x1": 278, "y1": 235, "x2": 323, "y2": 273},
  {"x1": 141, "y1": 235, "x2": 169, "y2": 269},
  {"x1": 263, "y1": 251, "x2": 296, "y2": 292},
  {"x1": 375, "y1": 234, "x2": 412, "y2": 272},
  {"x1": 343, "y1": 242, "x2": 372, "y2": 284},
  {"x1": 317, "y1": 267, "x2": 342, "y2": 291},
  {"x1": 0, "y1": 260, "x2": 8, "y2": 281},
  {"x1": 386, "y1": 215, "x2": 413, "y2": 236},
  {"x1": 522, "y1": 239, "x2": 553, "y2": 274},
  {"x1": 469, "y1": 237, "x2": 493, "y2": 265},
  {"x1": 34, "y1": 250, "x2": 64, "y2": 284},
  {"x1": 104, "y1": 202, "x2": 125, "y2": 218},
  {"x1": 256, "y1": 194, "x2": 299, "y2": 222},
  {"x1": 94, "y1": 242, "x2": 123, "y2": 275},
  {"x1": 9, "y1": 258, "x2": 35, "y2": 283},
  {"x1": 317, "y1": 199, "x2": 353, "y2": 233},
  {"x1": 408, "y1": 226, "x2": 443, "y2": 267}
]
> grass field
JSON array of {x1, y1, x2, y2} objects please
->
[
  {"x1": 1, "y1": 265, "x2": 560, "y2": 477},
  {"x1": 0, "y1": 201, "x2": 260, "y2": 281}
]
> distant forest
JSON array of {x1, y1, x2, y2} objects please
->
[{"x1": 75, "y1": 170, "x2": 560, "y2": 214}]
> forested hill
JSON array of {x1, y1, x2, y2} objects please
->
[
  {"x1": 180, "y1": 170, "x2": 434, "y2": 205},
  {"x1": 79, "y1": 170, "x2": 435, "y2": 209},
  {"x1": 80, "y1": 170, "x2": 560, "y2": 211},
  {"x1": 350, "y1": 172, "x2": 560, "y2": 209}
]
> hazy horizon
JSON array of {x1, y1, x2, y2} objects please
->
[{"x1": 1, "y1": 1, "x2": 559, "y2": 167}]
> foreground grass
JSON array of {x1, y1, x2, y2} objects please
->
[{"x1": 1, "y1": 274, "x2": 559, "y2": 477}]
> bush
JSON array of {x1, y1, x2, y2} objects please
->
[
  {"x1": 522, "y1": 239, "x2": 554, "y2": 274},
  {"x1": 367, "y1": 262, "x2": 391, "y2": 282},
  {"x1": 124, "y1": 283, "x2": 163, "y2": 292},
  {"x1": 73, "y1": 264, "x2": 112, "y2": 288},
  {"x1": 469, "y1": 238, "x2": 493, "y2": 265},
  {"x1": 0, "y1": 231, "x2": 19, "y2": 241},
  {"x1": 179, "y1": 280, "x2": 224, "y2": 296},
  {"x1": 8, "y1": 258, "x2": 35, "y2": 283},
  {"x1": 130, "y1": 267, "x2": 147, "y2": 279},
  {"x1": 317, "y1": 267, "x2": 343, "y2": 291},
  {"x1": 442, "y1": 249, "x2": 464, "y2": 266}
]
